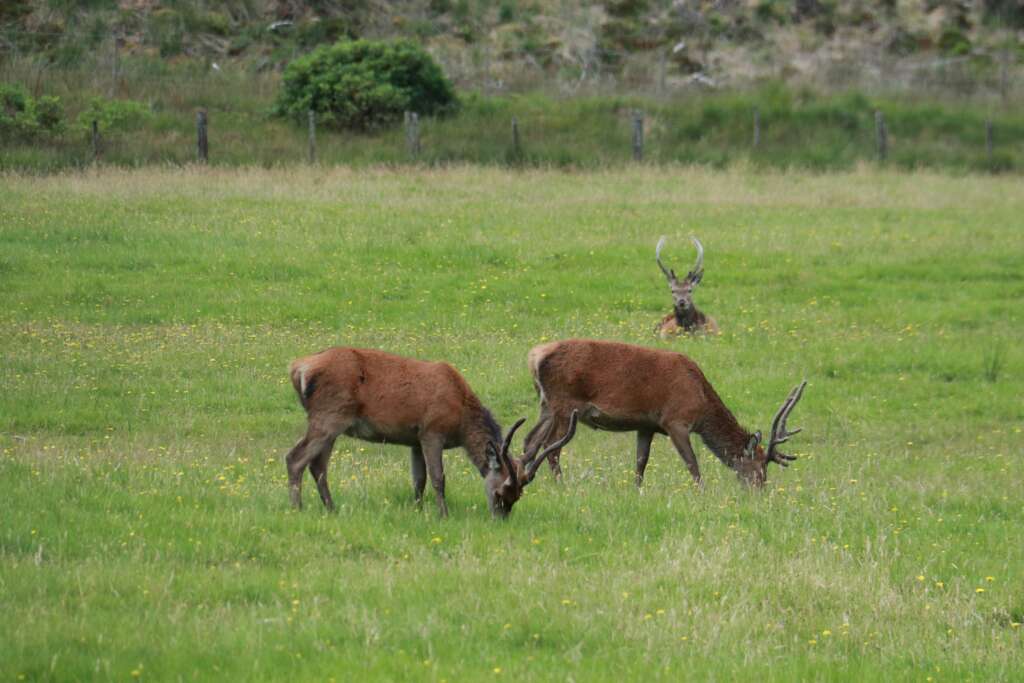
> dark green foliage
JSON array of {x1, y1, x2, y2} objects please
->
[
  {"x1": 938, "y1": 26, "x2": 972, "y2": 55},
  {"x1": 34, "y1": 96, "x2": 64, "y2": 133},
  {"x1": 296, "y1": 17, "x2": 356, "y2": 48},
  {"x1": 0, "y1": 84, "x2": 64, "y2": 140},
  {"x1": 0, "y1": 0, "x2": 32, "y2": 23},
  {"x1": 605, "y1": 0, "x2": 649, "y2": 19},
  {"x1": 148, "y1": 9, "x2": 186, "y2": 57},
  {"x1": 755, "y1": 0, "x2": 789, "y2": 24},
  {"x1": 274, "y1": 39, "x2": 458, "y2": 131},
  {"x1": 498, "y1": 0, "x2": 516, "y2": 24},
  {"x1": 985, "y1": 0, "x2": 1024, "y2": 28},
  {"x1": 74, "y1": 97, "x2": 152, "y2": 134}
]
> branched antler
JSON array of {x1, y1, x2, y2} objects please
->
[
  {"x1": 656, "y1": 236, "x2": 705, "y2": 285},
  {"x1": 524, "y1": 411, "x2": 579, "y2": 482},
  {"x1": 655, "y1": 236, "x2": 676, "y2": 282},
  {"x1": 497, "y1": 417, "x2": 526, "y2": 477},
  {"x1": 687, "y1": 236, "x2": 704, "y2": 284},
  {"x1": 766, "y1": 381, "x2": 807, "y2": 467}
]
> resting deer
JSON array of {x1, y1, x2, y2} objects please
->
[
  {"x1": 655, "y1": 236, "x2": 719, "y2": 338},
  {"x1": 522, "y1": 339, "x2": 806, "y2": 488},
  {"x1": 284, "y1": 347, "x2": 577, "y2": 517}
]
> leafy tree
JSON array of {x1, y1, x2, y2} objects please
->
[{"x1": 274, "y1": 39, "x2": 458, "y2": 131}]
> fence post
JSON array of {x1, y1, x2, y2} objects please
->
[
  {"x1": 110, "y1": 33, "x2": 119, "y2": 97},
  {"x1": 196, "y1": 109, "x2": 208, "y2": 163},
  {"x1": 511, "y1": 116, "x2": 521, "y2": 157},
  {"x1": 632, "y1": 110, "x2": 644, "y2": 162},
  {"x1": 657, "y1": 50, "x2": 667, "y2": 95},
  {"x1": 753, "y1": 107, "x2": 761, "y2": 148},
  {"x1": 985, "y1": 120, "x2": 994, "y2": 161},
  {"x1": 874, "y1": 110, "x2": 887, "y2": 162},
  {"x1": 405, "y1": 111, "x2": 420, "y2": 160},
  {"x1": 307, "y1": 109, "x2": 316, "y2": 164},
  {"x1": 91, "y1": 120, "x2": 100, "y2": 163}
]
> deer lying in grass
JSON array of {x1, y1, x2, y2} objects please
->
[
  {"x1": 655, "y1": 236, "x2": 719, "y2": 338},
  {"x1": 522, "y1": 339, "x2": 806, "y2": 488},
  {"x1": 284, "y1": 347, "x2": 577, "y2": 517}
]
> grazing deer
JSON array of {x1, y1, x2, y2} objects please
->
[
  {"x1": 284, "y1": 347, "x2": 577, "y2": 518},
  {"x1": 655, "y1": 236, "x2": 719, "y2": 338},
  {"x1": 522, "y1": 339, "x2": 806, "y2": 488}
]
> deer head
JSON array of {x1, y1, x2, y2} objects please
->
[
  {"x1": 484, "y1": 411, "x2": 579, "y2": 518},
  {"x1": 733, "y1": 381, "x2": 807, "y2": 487},
  {"x1": 656, "y1": 236, "x2": 705, "y2": 313}
]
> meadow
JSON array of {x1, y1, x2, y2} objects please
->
[{"x1": 1, "y1": 165, "x2": 1022, "y2": 680}]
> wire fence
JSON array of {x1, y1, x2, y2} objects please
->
[{"x1": 2, "y1": 26, "x2": 1022, "y2": 172}]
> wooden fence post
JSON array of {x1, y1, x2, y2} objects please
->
[
  {"x1": 986, "y1": 120, "x2": 994, "y2": 161},
  {"x1": 874, "y1": 110, "x2": 887, "y2": 162},
  {"x1": 196, "y1": 109, "x2": 208, "y2": 163},
  {"x1": 110, "y1": 33, "x2": 119, "y2": 97},
  {"x1": 307, "y1": 109, "x2": 316, "y2": 164},
  {"x1": 657, "y1": 50, "x2": 667, "y2": 95},
  {"x1": 91, "y1": 120, "x2": 100, "y2": 163},
  {"x1": 753, "y1": 107, "x2": 761, "y2": 148},
  {"x1": 632, "y1": 110, "x2": 644, "y2": 162},
  {"x1": 405, "y1": 111, "x2": 420, "y2": 159},
  {"x1": 511, "y1": 116, "x2": 521, "y2": 158}
]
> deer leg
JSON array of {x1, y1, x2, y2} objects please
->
[
  {"x1": 635, "y1": 430, "x2": 654, "y2": 489},
  {"x1": 410, "y1": 444, "x2": 427, "y2": 505},
  {"x1": 285, "y1": 434, "x2": 320, "y2": 510},
  {"x1": 285, "y1": 437, "x2": 309, "y2": 509},
  {"x1": 666, "y1": 424, "x2": 702, "y2": 488},
  {"x1": 286, "y1": 424, "x2": 340, "y2": 509},
  {"x1": 308, "y1": 437, "x2": 337, "y2": 511},
  {"x1": 420, "y1": 436, "x2": 448, "y2": 518},
  {"x1": 542, "y1": 413, "x2": 573, "y2": 481}
]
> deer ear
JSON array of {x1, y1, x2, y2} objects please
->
[
  {"x1": 745, "y1": 431, "x2": 761, "y2": 458},
  {"x1": 486, "y1": 442, "x2": 500, "y2": 472}
]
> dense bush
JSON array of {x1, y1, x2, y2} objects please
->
[
  {"x1": 0, "y1": 84, "x2": 64, "y2": 140},
  {"x1": 74, "y1": 97, "x2": 152, "y2": 134},
  {"x1": 274, "y1": 39, "x2": 458, "y2": 131}
]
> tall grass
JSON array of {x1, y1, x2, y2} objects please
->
[
  {"x1": 3, "y1": 58, "x2": 1024, "y2": 173},
  {"x1": 1, "y1": 166, "x2": 1022, "y2": 680}
]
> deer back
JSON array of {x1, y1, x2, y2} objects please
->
[
  {"x1": 290, "y1": 347, "x2": 472, "y2": 443},
  {"x1": 529, "y1": 339, "x2": 712, "y2": 426}
]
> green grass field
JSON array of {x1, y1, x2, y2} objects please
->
[{"x1": 1, "y1": 165, "x2": 1022, "y2": 680}]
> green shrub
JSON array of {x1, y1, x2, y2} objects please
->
[
  {"x1": 75, "y1": 97, "x2": 152, "y2": 134},
  {"x1": 35, "y1": 95, "x2": 65, "y2": 134},
  {"x1": 0, "y1": 84, "x2": 37, "y2": 139},
  {"x1": 274, "y1": 39, "x2": 458, "y2": 131},
  {"x1": 0, "y1": 84, "x2": 63, "y2": 140}
]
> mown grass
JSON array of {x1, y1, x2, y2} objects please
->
[
  {"x1": 1, "y1": 165, "x2": 1023, "y2": 681},
  {"x1": 3, "y1": 59, "x2": 1023, "y2": 173}
]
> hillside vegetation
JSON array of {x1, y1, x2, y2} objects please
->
[
  {"x1": 3, "y1": 2, "x2": 1023, "y2": 172},
  {"x1": 3, "y1": 1, "x2": 1022, "y2": 95}
]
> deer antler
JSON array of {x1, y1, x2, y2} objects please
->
[
  {"x1": 655, "y1": 236, "x2": 677, "y2": 283},
  {"x1": 687, "y1": 236, "x2": 704, "y2": 284},
  {"x1": 766, "y1": 381, "x2": 807, "y2": 467},
  {"x1": 524, "y1": 411, "x2": 579, "y2": 483},
  {"x1": 498, "y1": 418, "x2": 527, "y2": 480}
]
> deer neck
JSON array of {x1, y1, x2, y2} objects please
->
[
  {"x1": 462, "y1": 403, "x2": 503, "y2": 477},
  {"x1": 673, "y1": 303, "x2": 705, "y2": 331},
  {"x1": 693, "y1": 391, "x2": 752, "y2": 469}
]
